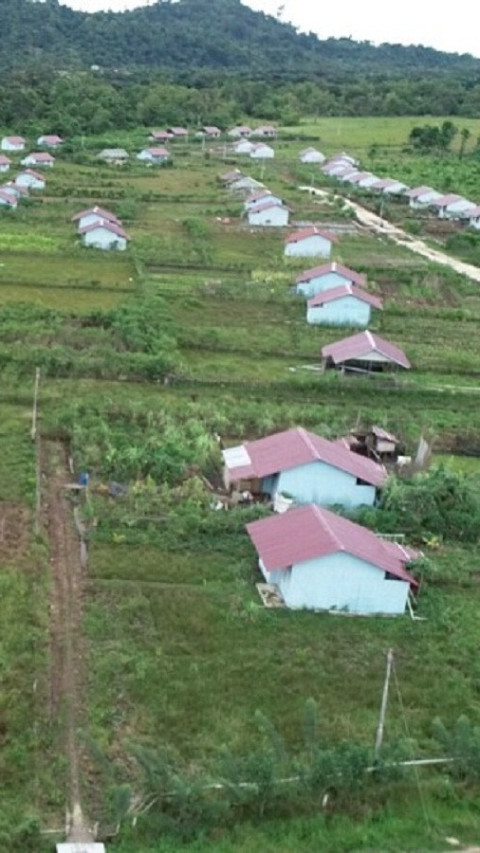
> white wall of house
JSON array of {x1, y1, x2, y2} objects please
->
[
  {"x1": 0, "y1": 196, "x2": 16, "y2": 208},
  {"x1": 0, "y1": 164, "x2": 10, "y2": 173},
  {"x1": 307, "y1": 296, "x2": 372, "y2": 327},
  {"x1": 261, "y1": 460, "x2": 377, "y2": 508},
  {"x1": 442, "y1": 200, "x2": 476, "y2": 219},
  {"x1": 1, "y1": 139, "x2": 24, "y2": 151},
  {"x1": 301, "y1": 151, "x2": 325, "y2": 164},
  {"x1": 250, "y1": 146, "x2": 275, "y2": 159},
  {"x1": 247, "y1": 206, "x2": 289, "y2": 227},
  {"x1": 262, "y1": 552, "x2": 409, "y2": 614},
  {"x1": 82, "y1": 228, "x2": 127, "y2": 251},
  {"x1": 409, "y1": 191, "x2": 442, "y2": 209},
  {"x1": 16, "y1": 173, "x2": 45, "y2": 189},
  {"x1": 285, "y1": 235, "x2": 332, "y2": 258}
]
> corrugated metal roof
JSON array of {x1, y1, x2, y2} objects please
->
[
  {"x1": 308, "y1": 283, "x2": 383, "y2": 310},
  {"x1": 72, "y1": 206, "x2": 120, "y2": 224},
  {"x1": 78, "y1": 219, "x2": 129, "y2": 240},
  {"x1": 285, "y1": 227, "x2": 337, "y2": 245},
  {"x1": 296, "y1": 262, "x2": 366, "y2": 287},
  {"x1": 430, "y1": 193, "x2": 464, "y2": 207},
  {"x1": 322, "y1": 331, "x2": 411, "y2": 369},
  {"x1": 222, "y1": 426, "x2": 386, "y2": 486},
  {"x1": 407, "y1": 186, "x2": 438, "y2": 199},
  {"x1": 246, "y1": 503, "x2": 418, "y2": 585}
]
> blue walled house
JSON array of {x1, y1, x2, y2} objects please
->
[
  {"x1": 222, "y1": 426, "x2": 386, "y2": 509},
  {"x1": 306, "y1": 284, "x2": 383, "y2": 327},
  {"x1": 295, "y1": 262, "x2": 366, "y2": 299}
]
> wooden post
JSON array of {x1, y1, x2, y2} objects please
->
[
  {"x1": 374, "y1": 648, "x2": 394, "y2": 758},
  {"x1": 31, "y1": 367, "x2": 40, "y2": 441}
]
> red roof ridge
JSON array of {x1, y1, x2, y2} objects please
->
[{"x1": 311, "y1": 503, "x2": 345, "y2": 553}]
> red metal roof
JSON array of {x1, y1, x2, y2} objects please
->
[
  {"x1": 3, "y1": 136, "x2": 25, "y2": 145},
  {"x1": 346, "y1": 172, "x2": 372, "y2": 184},
  {"x1": 249, "y1": 200, "x2": 287, "y2": 214},
  {"x1": 285, "y1": 227, "x2": 338, "y2": 245},
  {"x1": 145, "y1": 147, "x2": 169, "y2": 157},
  {"x1": 463, "y1": 205, "x2": 480, "y2": 218},
  {"x1": 246, "y1": 503, "x2": 418, "y2": 585},
  {"x1": 296, "y1": 262, "x2": 366, "y2": 287},
  {"x1": 246, "y1": 190, "x2": 276, "y2": 204},
  {"x1": 308, "y1": 283, "x2": 383, "y2": 310},
  {"x1": 4, "y1": 181, "x2": 28, "y2": 195},
  {"x1": 0, "y1": 189, "x2": 16, "y2": 205},
  {"x1": 203, "y1": 126, "x2": 221, "y2": 134},
  {"x1": 39, "y1": 134, "x2": 63, "y2": 144},
  {"x1": 322, "y1": 331, "x2": 411, "y2": 369},
  {"x1": 26, "y1": 152, "x2": 54, "y2": 161},
  {"x1": 220, "y1": 169, "x2": 243, "y2": 182},
  {"x1": 0, "y1": 155, "x2": 11, "y2": 164},
  {"x1": 78, "y1": 219, "x2": 129, "y2": 240},
  {"x1": 406, "y1": 186, "x2": 437, "y2": 199},
  {"x1": 151, "y1": 129, "x2": 172, "y2": 139},
  {"x1": 223, "y1": 426, "x2": 386, "y2": 486},
  {"x1": 167, "y1": 127, "x2": 188, "y2": 135},
  {"x1": 72, "y1": 206, "x2": 120, "y2": 224}
]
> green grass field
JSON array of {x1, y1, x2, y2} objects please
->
[{"x1": 3, "y1": 121, "x2": 480, "y2": 850}]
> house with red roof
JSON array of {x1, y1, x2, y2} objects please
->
[
  {"x1": 407, "y1": 186, "x2": 443, "y2": 209},
  {"x1": 222, "y1": 426, "x2": 386, "y2": 509},
  {"x1": 0, "y1": 189, "x2": 18, "y2": 209},
  {"x1": 246, "y1": 503, "x2": 418, "y2": 614},
  {"x1": 322, "y1": 331, "x2": 411, "y2": 372},
  {"x1": 307, "y1": 284, "x2": 383, "y2": 327},
  {"x1": 371, "y1": 178, "x2": 409, "y2": 196},
  {"x1": 252, "y1": 125, "x2": 277, "y2": 138},
  {"x1": 244, "y1": 190, "x2": 283, "y2": 211},
  {"x1": 37, "y1": 134, "x2": 63, "y2": 148},
  {"x1": 150, "y1": 129, "x2": 172, "y2": 142},
  {"x1": 284, "y1": 227, "x2": 337, "y2": 259},
  {"x1": 21, "y1": 152, "x2": 55, "y2": 168},
  {"x1": 430, "y1": 194, "x2": 476, "y2": 219},
  {"x1": 228, "y1": 125, "x2": 252, "y2": 138},
  {"x1": 137, "y1": 147, "x2": 169, "y2": 164},
  {"x1": 247, "y1": 200, "x2": 289, "y2": 227},
  {"x1": 79, "y1": 219, "x2": 130, "y2": 251},
  {"x1": 15, "y1": 169, "x2": 45, "y2": 190},
  {"x1": 2, "y1": 182, "x2": 28, "y2": 200},
  {"x1": 167, "y1": 127, "x2": 188, "y2": 138},
  {"x1": 1, "y1": 136, "x2": 25, "y2": 152},
  {"x1": 295, "y1": 262, "x2": 366, "y2": 298},
  {"x1": 0, "y1": 155, "x2": 11, "y2": 173},
  {"x1": 72, "y1": 206, "x2": 121, "y2": 232},
  {"x1": 229, "y1": 175, "x2": 265, "y2": 196},
  {"x1": 460, "y1": 205, "x2": 480, "y2": 230},
  {"x1": 200, "y1": 126, "x2": 222, "y2": 138}
]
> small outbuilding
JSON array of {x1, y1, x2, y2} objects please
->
[
  {"x1": 322, "y1": 331, "x2": 411, "y2": 372},
  {"x1": 295, "y1": 262, "x2": 366, "y2": 298},
  {"x1": 0, "y1": 155, "x2": 11, "y2": 172},
  {"x1": 21, "y1": 151, "x2": 55, "y2": 168},
  {"x1": 137, "y1": 147, "x2": 169, "y2": 164},
  {"x1": 307, "y1": 284, "x2": 382, "y2": 327},
  {"x1": 79, "y1": 219, "x2": 129, "y2": 251},
  {"x1": 299, "y1": 147, "x2": 325, "y2": 164},
  {"x1": 247, "y1": 200, "x2": 289, "y2": 227},
  {"x1": 15, "y1": 169, "x2": 46, "y2": 190},
  {"x1": 246, "y1": 503, "x2": 418, "y2": 615},
  {"x1": 1, "y1": 136, "x2": 25, "y2": 151},
  {"x1": 222, "y1": 426, "x2": 386, "y2": 509},
  {"x1": 284, "y1": 227, "x2": 337, "y2": 258}
]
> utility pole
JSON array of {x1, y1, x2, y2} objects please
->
[{"x1": 374, "y1": 648, "x2": 394, "y2": 758}]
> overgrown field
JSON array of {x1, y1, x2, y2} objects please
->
[{"x1": 4, "y1": 120, "x2": 480, "y2": 850}]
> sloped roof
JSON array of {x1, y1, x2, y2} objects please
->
[
  {"x1": 248, "y1": 200, "x2": 288, "y2": 214},
  {"x1": 296, "y1": 262, "x2": 365, "y2": 286},
  {"x1": 151, "y1": 129, "x2": 172, "y2": 139},
  {"x1": 143, "y1": 147, "x2": 169, "y2": 156},
  {"x1": 39, "y1": 134, "x2": 63, "y2": 144},
  {"x1": 222, "y1": 426, "x2": 386, "y2": 486},
  {"x1": 406, "y1": 186, "x2": 438, "y2": 199},
  {"x1": 24, "y1": 152, "x2": 55, "y2": 162},
  {"x1": 430, "y1": 193, "x2": 464, "y2": 207},
  {"x1": 246, "y1": 503, "x2": 418, "y2": 584},
  {"x1": 16, "y1": 169, "x2": 45, "y2": 181},
  {"x1": 2, "y1": 136, "x2": 25, "y2": 144},
  {"x1": 464, "y1": 205, "x2": 480, "y2": 218},
  {"x1": 322, "y1": 331, "x2": 410, "y2": 369},
  {"x1": 245, "y1": 190, "x2": 277, "y2": 204},
  {"x1": 0, "y1": 155, "x2": 11, "y2": 165},
  {"x1": 0, "y1": 189, "x2": 16, "y2": 205},
  {"x1": 371, "y1": 178, "x2": 407, "y2": 190},
  {"x1": 308, "y1": 283, "x2": 383, "y2": 310},
  {"x1": 168, "y1": 126, "x2": 188, "y2": 135},
  {"x1": 72, "y1": 206, "x2": 120, "y2": 224},
  {"x1": 285, "y1": 226, "x2": 337, "y2": 245},
  {"x1": 79, "y1": 219, "x2": 129, "y2": 240}
]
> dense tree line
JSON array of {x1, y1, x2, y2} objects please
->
[{"x1": 3, "y1": 67, "x2": 480, "y2": 136}]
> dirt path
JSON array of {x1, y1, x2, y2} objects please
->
[
  {"x1": 299, "y1": 186, "x2": 480, "y2": 283},
  {"x1": 42, "y1": 439, "x2": 93, "y2": 843}
]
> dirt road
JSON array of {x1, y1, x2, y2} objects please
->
[
  {"x1": 42, "y1": 440, "x2": 94, "y2": 843},
  {"x1": 299, "y1": 186, "x2": 480, "y2": 284}
]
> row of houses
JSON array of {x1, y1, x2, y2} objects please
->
[
  {"x1": 230, "y1": 139, "x2": 275, "y2": 159},
  {"x1": 0, "y1": 169, "x2": 46, "y2": 209},
  {"x1": 323, "y1": 152, "x2": 480, "y2": 228},
  {"x1": 222, "y1": 426, "x2": 418, "y2": 615},
  {"x1": 71, "y1": 205, "x2": 130, "y2": 251},
  {"x1": 1, "y1": 134, "x2": 63, "y2": 152},
  {"x1": 221, "y1": 169, "x2": 290, "y2": 227},
  {"x1": 150, "y1": 124, "x2": 276, "y2": 141}
]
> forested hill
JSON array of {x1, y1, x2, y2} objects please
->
[{"x1": 4, "y1": 0, "x2": 480, "y2": 78}]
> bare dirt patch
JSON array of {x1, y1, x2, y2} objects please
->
[{"x1": 0, "y1": 502, "x2": 30, "y2": 563}]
